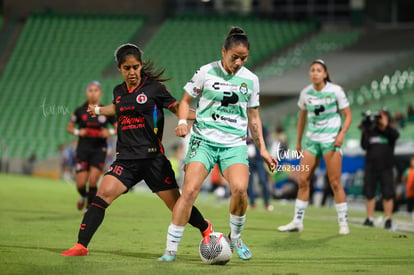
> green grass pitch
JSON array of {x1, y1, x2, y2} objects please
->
[{"x1": 0, "y1": 174, "x2": 413, "y2": 274}]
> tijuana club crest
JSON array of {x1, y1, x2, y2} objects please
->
[{"x1": 136, "y1": 93, "x2": 148, "y2": 104}]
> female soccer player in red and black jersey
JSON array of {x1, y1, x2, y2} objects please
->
[
  {"x1": 62, "y1": 44, "x2": 212, "y2": 256},
  {"x1": 67, "y1": 81, "x2": 117, "y2": 211}
]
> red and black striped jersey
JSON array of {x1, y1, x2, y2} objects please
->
[{"x1": 112, "y1": 75, "x2": 177, "y2": 160}]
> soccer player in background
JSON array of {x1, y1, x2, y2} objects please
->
[
  {"x1": 158, "y1": 26, "x2": 277, "y2": 262},
  {"x1": 67, "y1": 81, "x2": 117, "y2": 211},
  {"x1": 62, "y1": 43, "x2": 212, "y2": 256},
  {"x1": 277, "y1": 60, "x2": 352, "y2": 235}
]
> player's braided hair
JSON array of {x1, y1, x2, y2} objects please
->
[
  {"x1": 224, "y1": 26, "x2": 250, "y2": 50},
  {"x1": 311, "y1": 59, "x2": 331, "y2": 83},
  {"x1": 114, "y1": 43, "x2": 170, "y2": 82}
]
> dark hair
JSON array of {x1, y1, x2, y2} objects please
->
[
  {"x1": 224, "y1": 26, "x2": 250, "y2": 50},
  {"x1": 311, "y1": 59, "x2": 331, "y2": 82},
  {"x1": 114, "y1": 43, "x2": 169, "y2": 82}
]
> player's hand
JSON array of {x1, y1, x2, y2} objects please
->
[
  {"x1": 100, "y1": 128, "x2": 110, "y2": 138},
  {"x1": 334, "y1": 131, "x2": 345, "y2": 147},
  {"x1": 296, "y1": 143, "x2": 302, "y2": 153},
  {"x1": 88, "y1": 104, "x2": 98, "y2": 117},
  {"x1": 78, "y1": 128, "x2": 88, "y2": 137},
  {"x1": 261, "y1": 150, "x2": 278, "y2": 172},
  {"x1": 175, "y1": 123, "x2": 188, "y2": 137}
]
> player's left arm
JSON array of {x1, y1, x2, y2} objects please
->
[
  {"x1": 334, "y1": 106, "x2": 352, "y2": 147},
  {"x1": 169, "y1": 102, "x2": 196, "y2": 120},
  {"x1": 247, "y1": 107, "x2": 277, "y2": 172}
]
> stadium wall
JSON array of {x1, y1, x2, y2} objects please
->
[{"x1": 3, "y1": 0, "x2": 165, "y2": 17}]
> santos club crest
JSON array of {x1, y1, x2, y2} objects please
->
[
  {"x1": 136, "y1": 93, "x2": 147, "y2": 104},
  {"x1": 239, "y1": 83, "x2": 248, "y2": 95}
]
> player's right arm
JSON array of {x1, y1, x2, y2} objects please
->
[
  {"x1": 88, "y1": 104, "x2": 116, "y2": 117},
  {"x1": 296, "y1": 89, "x2": 307, "y2": 152},
  {"x1": 296, "y1": 109, "x2": 307, "y2": 152},
  {"x1": 175, "y1": 93, "x2": 194, "y2": 137},
  {"x1": 67, "y1": 111, "x2": 87, "y2": 136}
]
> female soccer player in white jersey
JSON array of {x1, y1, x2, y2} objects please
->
[
  {"x1": 159, "y1": 26, "x2": 277, "y2": 262},
  {"x1": 278, "y1": 59, "x2": 352, "y2": 235}
]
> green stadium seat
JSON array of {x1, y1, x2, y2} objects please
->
[
  {"x1": 256, "y1": 29, "x2": 363, "y2": 80},
  {"x1": 0, "y1": 14, "x2": 145, "y2": 159},
  {"x1": 143, "y1": 16, "x2": 316, "y2": 99}
]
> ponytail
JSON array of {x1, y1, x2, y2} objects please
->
[{"x1": 224, "y1": 26, "x2": 250, "y2": 50}]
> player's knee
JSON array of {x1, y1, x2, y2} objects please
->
[
  {"x1": 231, "y1": 185, "x2": 247, "y2": 197},
  {"x1": 182, "y1": 186, "x2": 200, "y2": 202},
  {"x1": 96, "y1": 189, "x2": 114, "y2": 205},
  {"x1": 329, "y1": 178, "x2": 342, "y2": 193}
]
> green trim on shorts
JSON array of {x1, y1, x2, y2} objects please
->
[
  {"x1": 304, "y1": 139, "x2": 342, "y2": 158},
  {"x1": 185, "y1": 135, "x2": 249, "y2": 173}
]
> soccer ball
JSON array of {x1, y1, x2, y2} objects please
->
[{"x1": 199, "y1": 232, "x2": 232, "y2": 265}]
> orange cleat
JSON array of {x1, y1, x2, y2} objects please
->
[
  {"x1": 201, "y1": 219, "x2": 214, "y2": 244},
  {"x1": 61, "y1": 243, "x2": 88, "y2": 256}
]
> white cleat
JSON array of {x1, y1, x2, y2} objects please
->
[
  {"x1": 339, "y1": 224, "x2": 350, "y2": 235},
  {"x1": 277, "y1": 221, "x2": 303, "y2": 232}
]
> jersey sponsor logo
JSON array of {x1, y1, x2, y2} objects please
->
[
  {"x1": 369, "y1": 136, "x2": 388, "y2": 144},
  {"x1": 119, "y1": 115, "x2": 145, "y2": 130},
  {"x1": 221, "y1": 91, "x2": 239, "y2": 107},
  {"x1": 136, "y1": 93, "x2": 147, "y2": 104},
  {"x1": 212, "y1": 82, "x2": 238, "y2": 91},
  {"x1": 164, "y1": 176, "x2": 172, "y2": 185},
  {"x1": 217, "y1": 106, "x2": 235, "y2": 114},
  {"x1": 307, "y1": 96, "x2": 335, "y2": 106},
  {"x1": 211, "y1": 112, "x2": 237, "y2": 123},
  {"x1": 115, "y1": 96, "x2": 121, "y2": 104},
  {"x1": 97, "y1": 115, "x2": 107, "y2": 123},
  {"x1": 314, "y1": 105, "x2": 325, "y2": 115},
  {"x1": 239, "y1": 83, "x2": 248, "y2": 94},
  {"x1": 120, "y1": 106, "x2": 135, "y2": 112}
]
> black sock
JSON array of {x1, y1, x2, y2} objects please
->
[
  {"x1": 77, "y1": 186, "x2": 87, "y2": 197},
  {"x1": 188, "y1": 206, "x2": 208, "y2": 232},
  {"x1": 87, "y1": 186, "x2": 97, "y2": 207},
  {"x1": 77, "y1": 196, "x2": 109, "y2": 247}
]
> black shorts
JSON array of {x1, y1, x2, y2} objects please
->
[
  {"x1": 363, "y1": 168, "x2": 395, "y2": 200},
  {"x1": 105, "y1": 154, "x2": 178, "y2": 193},
  {"x1": 75, "y1": 146, "x2": 107, "y2": 173}
]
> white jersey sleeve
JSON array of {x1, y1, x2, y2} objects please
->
[
  {"x1": 184, "y1": 67, "x2": 206, "y2": 98},
  {"x1": 335, "y1": 85, "x2": 349, "y2": 110},
  {"x1": 247, "y1": 75, "x2": 260, "y2": 108},
  {"x1": 297, "y1": 86, "x2": 310, "y2": 110}
]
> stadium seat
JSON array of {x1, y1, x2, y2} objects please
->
[
  {"x1": 143, "y1": 15, "x2": 316, "y2": 99},
  {"x1": 256, "y1": 29, "x2": 363, "y2": 80},
  {"x1": 0, "y1": 14, "x2": 144, "y2": 159}
]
